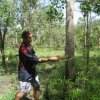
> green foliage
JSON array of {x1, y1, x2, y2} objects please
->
[
  {"x1": 80, "y1": 0, "x2": 92, "y2": 16},
  {"x1": 80, "y1": 0, "x2": 100, "y2": 15},
  {"x1": 68, "y1": 88, "x2": 83, "y2": 99},
  {"x1": 0, "y1": 0, "x2": 16, "y2": 25},
  {"x1": 3, "y1": 3, "x2": 65, "y2": 49},
  {"x1": 46, "y1": 0, "x2": 65, "y2": 21},
  {"x1": 0, "y1": 48, "x2": 100, "y2": 100},
  {"x1": 41, "y1": 49, "x2": 100, "y2": 100},
  {"x1": 0, "y1": 0, "x2": 100, "y2": 100},
  {"x1": 92, "y1": 0, "x2": 100, "y2": 14},
  {"x1": 75, "y1": 18, "x2": 100, "y2": 48},
  {"x1": 35, "y1": 47, "x2": 64, "y2": 57},
  {"x1": 0, "y1": 87, "x2": 17, "y2": 100}
]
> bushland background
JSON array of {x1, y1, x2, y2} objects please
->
[{"x1": 0, "y1": 0, "x2": 100, "y2": 100}]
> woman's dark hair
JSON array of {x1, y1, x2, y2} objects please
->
[{"x1": 21, "y1": 31, "x2": 31, "y2": 39}]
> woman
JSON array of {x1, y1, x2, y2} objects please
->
[{"x1": 15, "y1": 31, "x2": 59, "y2": 100}]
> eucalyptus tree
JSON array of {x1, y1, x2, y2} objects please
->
[
  {"x1": 45, "y1": 0, "x2": 76, "y2": 80},
  {"x1": 78, "y1": 0, "x2": 100, "y2": 74},
  {"x1": 0, "y1": 0, "x2": 16, "y2": 65},
  {"x1": 30, "y1": 3, "x2": 65, "y2": 47},
  {"x1": 9, "y1": 0, "x2": 65, "y2": 48},
  {"x1": 18, "y1": 0, "x2": 37, "y2": 31},
  {"x1": 65, "y1": 0, "x2": 76, "y2": 81}
]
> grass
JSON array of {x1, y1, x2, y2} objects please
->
[
  {"x1": 0, "y1": 87, "x2": 17, "y2": 100},
  {"x1": 0, "y1": 48, "x2": 100, "y2": 100},
  {"x1": 0, "y1": 47, "x2": 64, "y2": 100},
  {"x1": 35, "y1": 47, "x2": 64, "y2": 57}
]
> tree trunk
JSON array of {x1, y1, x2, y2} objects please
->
[
  {"x1": 98, "y1": 36, "x2": 100, "y2": 48},
  {"x1": 0, "y1": 29, "x2": 2, "y2": 53},
  {"x1": 2, "y1": 32, "x2": 7, "y2": 65},
  {"x1": 85, "y1": 13, "x2": 90, "y2": 74},
  {"x1": 0, "y1": 29, "x2": 6, "y2": 65},
  {"x1": 1, "y1": 42, "x2": 5, "y2": 65},
  {"x1": 0, "y1": 18, "x2": 9, "y2": 65},
  {"x1": 20, "y1": 13, "x2": 25, "y2": 30},
  {"x1": 65, "y1": 0, "x2": 76, "y2": 81}
]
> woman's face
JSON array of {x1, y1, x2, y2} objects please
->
[{"x1": 28, "y1": 33, "x2": 33, "y2": 43}]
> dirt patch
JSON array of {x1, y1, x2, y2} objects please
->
[{"x1": 0, "y1": 75, "x2": 12, "y2": 97}]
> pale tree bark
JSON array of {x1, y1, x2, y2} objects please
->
[
  {"x1": 65, "y1": 0, "x2": 76, "y2": 81},
  {"x1": 0, "y1": 22, "x2": 1, "y2": 50},
  {"x1": 85, "y1": 13, "x2": 92, "y2": 74},
  {"x1": 98, "y1": 36, "x2": 100, "y2": 48},
  {"x1": 85, "y1": 14, "x2": 89, "y2": 74}
]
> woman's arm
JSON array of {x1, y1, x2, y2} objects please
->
[{"x1": 38, "y1": 56, "x2": 59, "y2": 63}]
